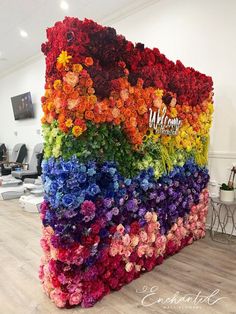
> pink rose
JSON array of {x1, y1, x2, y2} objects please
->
[
  {"x1": 147, "y1": 222, "x2": 157, "y2": 233},
  {"x1": 50, "y1": 288, "x2": 68, "y2": 308},
  {"x1": 69, "y1": 289, "x2": 82, "y2": 306},
  {"x1": 122, "y1": 234, "x2": 131, "y2": 246},
  {"x1": 139, "y1": 230, "x2": 148, "y2": 243},
  {"x1": 63, "y1": 71, "x2": 79, "y2": 87},
  {"x1": 148, "y1": 233, "x2": 156, "y2": 243},
  {"x1": 130, "y1": 235, "x2": 139, "y2": 247},
  {"x1": 146, "y1": 246, "x2": 154, "y2": 257},
  {"x1": 125, "y1": 262, "x2": 134, "y2": 272},
  {"x1": 68, "y1": 98, "x2": 79, "y2": 110},
  {"x1": 145, "y1": 212, "x2": 153, "y2": 222},
  {"x1": 137, "y1": 244, "x2": 147, "y2": 257},
  {"x1": 117, "y1": 224, "x2": 125, "y2": 234}
]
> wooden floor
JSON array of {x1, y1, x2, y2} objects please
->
[{"x1": 0, "y1": 200, "x2": 236, "y2": 314}]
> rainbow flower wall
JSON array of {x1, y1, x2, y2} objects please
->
[{"x1": 39, "y1": 17, "x2": 213, "y2": 308}]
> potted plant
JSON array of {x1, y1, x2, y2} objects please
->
[{"x1": 220, "y1": 183, "x2": 235, "y2": 202}]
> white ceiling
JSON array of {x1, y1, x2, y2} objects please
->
[{"x1": 0, "y1": 0, "x2": 158, "y2": 77}]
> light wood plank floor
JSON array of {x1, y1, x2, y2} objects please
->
[{"x1": 0, "y1": 200, "x2": 236, "y2": 314}]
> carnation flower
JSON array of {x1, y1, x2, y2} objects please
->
[{"x1": 81, "y1": 200, "x2": 96, "y2": 217}]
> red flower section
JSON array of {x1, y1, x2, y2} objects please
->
[{"x1": 42, "y1": 17, "x2": 213, "y2": 106}]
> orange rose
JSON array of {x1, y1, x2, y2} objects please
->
[
  {"x1": 53, "y1": 80, "x2": 62, "y2": 90},
  {"x1": 113, "y1": 117, "x2": 121, "y2": 125},
  {"x1": 87, "y1": 87, "x2": 95, "y2": 95},
  {"x1": 67, "y1": 99, "x2": 79, "y2": 110},
  {"x1": 120, "y1": 89, "x2": 129, "y2": 101},
  {"x1": 46, "y1": 114, "x2": 54, "y2": 124},
  {"x1": 63, "y1": 83, "x2": 73, "y2": 94},
  {"x1": 94, "y1": 115, "x2": 101, "y2": 124},
  {"x1": 69, "y1": 91, "x2": 79, "y2": 99},
  {"x1": 116, "y1": 99, "x2": 123, "y2": 108},
  {"x1": 85, "y1": 78, "x2": 93, "y2": 88},
  {"x1": 112, "y1": 107, "x2": 120, "y2": 119},
  {"x1": 72, "y1": 64, "x2": 83, "y2": 73},
  {"x1": 77, "y1": 102, "x2": 86, "y2": 113},
  {"x1": 88, "y1": 95, "x2": 97, "y2": 105},
  {"x1": 84, "y1": 57, "x2": 94, "y2": 67},
  {"x1": 130, "y1": 117, "x2": 137, "y2": 128},
  {"x1": 58, "y1": 113, "x2": 65, "y2": 124},
  {"x1": 137, "y1": 105, "x2": 147, "y2": 115},
  {"x1": 41, "y1": 116, "x2": 46, "y2": 124},
  {"x1": 85, "y1": 110, "x2": 94, "y2": 121}
]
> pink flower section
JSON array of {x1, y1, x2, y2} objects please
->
[{"x1": 39, "y1": 188, "x2": 209, "y2": 308}]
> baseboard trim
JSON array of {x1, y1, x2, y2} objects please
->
[{"x1": 208, "y1": 151, "x2": 236, "y2": 160}]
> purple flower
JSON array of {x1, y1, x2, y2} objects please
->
[
  {"x1": 112, "y1": 207, "x2": 119, "y2": 215},
  {"x1": 104, "y1": 198, "x2": 113, "y2": 208},
  {"x1": 126, "y1": 199, "x2": 138, "y2": 212}
]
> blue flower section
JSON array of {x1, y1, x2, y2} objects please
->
[{"x1": 42, "y1": 156, "x2": 209, "y2": 246}]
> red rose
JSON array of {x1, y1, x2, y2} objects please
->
[
  {"x1": 91, "y1": 223, "x2": 101, "y2": 234},
  {"x1": 130, "y1": 221, "x2": 140, "y2": 234}
]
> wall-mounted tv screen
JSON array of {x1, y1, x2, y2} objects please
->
[{"x1": 11, "y1": 92, "x2": 34, "y2": 120}]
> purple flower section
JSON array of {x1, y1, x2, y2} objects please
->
[{"x1": 41, "y1": 156, "x2": 209, "y2": 249}]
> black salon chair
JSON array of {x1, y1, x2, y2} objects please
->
[
  {"x1": 0, "y1": 143, "x2": 27, "y2": 176},
  {"x1": 0, "y1": 143, "x2": 7, "y2": 162}
]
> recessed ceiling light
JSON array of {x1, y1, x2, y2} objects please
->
[
  {"x1": 20, "y1": 29, "x2": 28, "y2": 38},
  {"x1": 60, "y1": 0, "x2": 69, "y2": 10}
]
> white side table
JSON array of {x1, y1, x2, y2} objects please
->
[{"x1": 210, "y1": 197, "x2": 236, "y2": 244}]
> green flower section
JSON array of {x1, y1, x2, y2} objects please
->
[{"x1": 43, "y1": 122, "x2": 208, "y2": 178}]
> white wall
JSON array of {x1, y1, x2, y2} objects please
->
[
  {"x1": 0, "y1": 57, "x2": 44, "y2": 160},
  {"x1": 112, "y1": 0, "x2": 236, "y2": 188},
  {"x1": 0, "y1": 0, "x2": 236, "y2": 187}
]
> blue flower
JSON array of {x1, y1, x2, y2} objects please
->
[
  {"x1": 50, "y1": 181, "x2": 59, "y2": 194},
  {"x1": 87, "y1": 167, "x2": 96, "y2": 176},
  {"x1": 109, "y1": 167, "x2": 116, "y2": 176},
  {"x1": 141, "y1": 179, "x2": 149, "y2": 191},
  {"x1": 77, "y1": 195, "x2": 85, "y2": 206},
  {"x1": 80, "y1": 165, "x2": 87, "y2": 173},
  {"x1": 44, "y1": 178, "x2": 52, "y2": 193},
  {"x1": 124, "y1": 178, "x2": 131, "y2": 186},
  {"x1": 114, "y1": 181, "x2": 119, "y2": 190},
  {"x1": 62, "y1": 194, "x2": 78, "y2": 209},
  {"x1": 87, "y1": 184, "x2": 101, "y2": 197},
  {"x1": 78, "y1": 172, "x2": 87, "y2": 184}
]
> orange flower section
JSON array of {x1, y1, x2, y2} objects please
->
[{"x1": 41, "y1": 56, "x2": 207, "y2": 147}]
